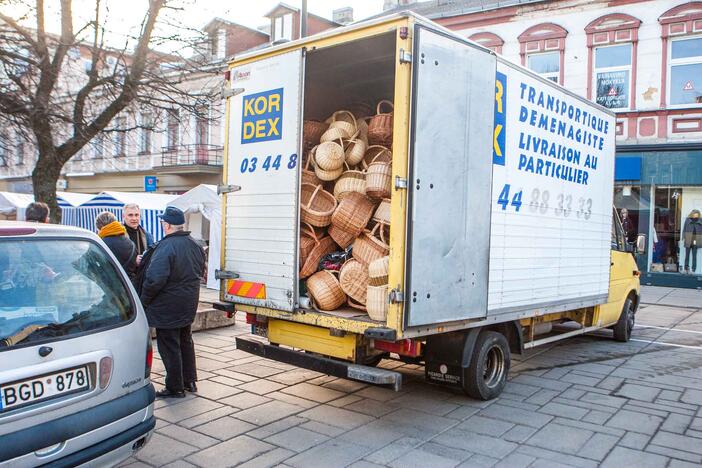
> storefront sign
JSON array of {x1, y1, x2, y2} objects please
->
[
  {"x1": 596, "y1": 70, "x2": 629, "y2": 109},
  {"x1": 144, "y1": 176, "x2": 157, "y2": 192}
]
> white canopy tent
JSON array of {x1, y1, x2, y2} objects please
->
[
  {"x1": 170, "y1": 184, "x2": 221, "y2": 290},
  {"x1": 0, "y1": 191, "x2": 92, "y2": 220}
]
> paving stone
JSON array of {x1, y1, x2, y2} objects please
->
[
  {"x1": 232, "y1": 362, "x2": 285, "y2": 378},
  {"x1": 623, "y1": 402, "x2": 670, "y2": 418},
  {"x1": 692, "y1": 418, "x2": 702, "y2": 432},
  {"x1": 280, "y1": 382, "x2": 347, "y2": 403},
  {"x1": 524, "y1": 389, "x2": 560, "y2": 406},
  {"x1": 298, "y1": 420, "x2": 348, "y2": 437},
  {"x1": 364, "y1": 437, "x2": 423, "y2": 465},
  {"x1": 459, "y1": 454, "x2": 500, "y2": 467},
  {"x1": 552, "y1": 417, "x2": 625, "y2": 437},
  {"x1": 218, "y1": 391, "x2": 271, "y2": 409},
  {"x1": 582, "y1": 410, "x2": 612, "y2": 425},
  {"x1": 119, "y1": 459, "x2": 153, "y2": 467},
  {"x1": 265, "y1": 427, "x2": 330, "y2": 452},
  {"x1": 389, "y1": 392, "x2": 461, "y2": 416},
  {"x1": 339, "y1": 422, "x2": 405, "y2": 449},
  {"x1": 649, "y1": 431, "x2": 702, "y2": 455},
  {"x1": 541, "y1": 368, "x2": 570, "y2": 380},
  {"x1": 645, "y1": 445, "x2": 702, "y2": 464},
  {"x1": 681, "y1": 389, "x2": 702, "y2": 405},
  {"x1": 659, "y1": 390, "x2": 683, "y2": 402},
  {"x1": 300, "y1": 404, "x2": 376, "y2": 430},
  {"x1": 619, "y1": 431, "x2": 651, "y2": 450},
  {"x1": 161, "y1": 461, "x2": 197, "y2": 468},
  {"x1": 157, "y1": 398, "x2": 223, "y2": 423},
  {"x1": 597, "y1": 376, "x2": 625, "y2": 391},
  {"x1": 561, "y1": 373, "x2": 602, "y2": 387},
  {"x1": 235, "y1": 400, "x2": 305, "y2": 426},
  {"x1": 502, "y1": 424, "x2": 538, "y2": 443},
  {"x1": 420, "y1": 441, "x2": 473, "y2": 462},
  {"x1": 688, "y1": 429, "x2": 702, "y2": 439},
  {"x1": 268, "y1": 369, "x2": 325, "y2": 385},
  {"x1": 194, "y1": 379, "x2": 243, "y2": 400},
  {"x1": 527, "y1": 422, "x2": 593, "y2": 454},
  {"x1": 388, "y1": 448, "x2": 460, "y2": 468},
  {"x1": 629, "y1": 400, "x2": 696, "y2": 416},
  {"x1": 662, "y1": 413, "x2": 693, "y2": 434},
  {"x1": 265, "y1": 391, "x2": 319, "y2": 409},
  {"x1": 348, "y1": 461, "x2": 387, "y2": 468},
  {"x1": 237, "y1": 447, "x2": 295, "y2": 468},
  {"x1": 135, "y1": 433, "x2": 198, "y2": 466},
  {"x1": 322, "y1": 378, "x2": 368, "y2": 393},
  {"x1": 669, "y1": 459, "x2": 702, "y2": 468},
  {"x1": 577, "y1": 433, "x2": 620, "y2": 461},
  {"x1": 512, "y1": 374, "x2": 572, "y2": 391},
  {"x1": 186, "y1": 435, "x2": 275, "y2": 467},
  {"x1": 286, "y1": 439, "x2": 372, "y2": 467},
  {"x1": 517, "y1": 445, "x2": 598, "y2": 468},
  {"x1": 248, "y1": 415, "x2": 308, "y2": 439},
  {"x1": 444, "y1": 404, "x2": 482, "y2": 421},
  {"x1": 539, "y1": 402, "x2": 588, "y2": 420},
  {"x1": 457, "y1": 415, "x2": 514, "y2": 436},
  {"x1": 478, "y1": 403, "x2": 553, "y2": 428},
  {"x1": 235, "y1": 378, "x2": 286, "y2": 395},
  {"x1": 606, "y1": 409, "x2": 663, "y2": 435},
  {"x1": 157, "y1": 424, "x2": 219, "y2": 449},
  {"x1": 379, "y1": 408, "x2": 457, "y2": 438},
  {"x1": 492, "y1": 398, "x2": 541, "y2": 413},
  {"x1": 208, "y1": 375, "x2": 244, "y2": 387},
  {"x1": 354, "y1": 385, "x2": 406, "y2": 402},
  {"x1": 494, "y1": 452, "x2": 535, "y2": 468},
  {"x1": 580, "y1": 392, "x2": 627, "y2": 408},
  {"x1": 213, "y1": 368, "x2": 258, "y2": 382},
  {"x1": 560, "y1": 388, "x2": 587, "y2": 400},
  {"x1": 343, "y1": 397, "x2": 399, "y2": 417},
  {"x1": 433, "y1": 428, "x2": 517, "y2": 458},
  {"x1": 502, "y1": 382, "x2": 540, "y2": 397},
  {"x1": 193, "y1": 416, "x2": 257, "y2": 440},
  {"x1": 328, "y1": 394, "x2": 364, "y2": 408},
  {"x1": 615, "y1": 383, "x2": 661, "y2": 402}
]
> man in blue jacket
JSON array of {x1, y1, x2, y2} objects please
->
[{"x1": 140, "y1": 206, "x2": 205, "y2": 398}]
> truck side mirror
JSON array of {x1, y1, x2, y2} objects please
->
[{"x1": 635, "y1": 234, "x2": 646, "y2": 254}]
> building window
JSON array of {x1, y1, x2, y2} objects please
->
[
  {"x1": 15, "y1": 132, "x2": 24, "y2": 165},
  {"x1": 527, "y1": 52, "x2": 560, "y2": 82},
  {"x1": 468, "y1": 32, "x2": 504, "y2": 54},
  {"x1": 594, "y1": 44, "x2": 632, "y2": 109},
  {"x1": 518, "y1": 23, "x2": 568, "y2": 85},
  {"x1": 113, "y1": 117, "x2": 126, "y2": 156},
  {"x1": 0, "y1": 132, "x2": 7, "y2": 167},
  {"x1": 273, "y1": 13, "x2": 293, "y2": 42},
  {"x1": 139, "y1": 113, "x2": 153, "y2": 154},
  {"x1": 669, "y1": 36, "x2": 702, "y2": 105},
  {"x1": 92, "y1": 133, "x2": 104, "y2": 158},
  {"x1": 166, "y1": 109, "x2": 179, "y2": 150}
]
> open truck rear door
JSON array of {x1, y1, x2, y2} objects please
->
[
  {"x1": 222, "y1": 50, "x2": 304, "y2": 311},
  {"x1": 404, "y1": 26, "x2": 496, "y2": 328}
]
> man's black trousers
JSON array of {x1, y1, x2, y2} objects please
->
[{"x1": 156, "y1": 325, "x2": 197, "y2": 392}]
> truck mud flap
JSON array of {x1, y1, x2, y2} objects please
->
[{"x1": 236, "y1": 337, "x2": 402, "y2": 391}]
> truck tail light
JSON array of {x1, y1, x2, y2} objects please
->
[
  {"x1": 145, "y1": 339, "x2": 153, "y2": 379},
  {"x1": 373, "y1": 339, "x2": 422, "y2": 357},
  {"x1": 99, "y1": 357, "x2": 113, "y2": 389}
]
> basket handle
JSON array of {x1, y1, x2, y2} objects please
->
[
  {"x1": 333, "y1": 110, "x2": 357, "y2": 127},
  {"x1": 347, "y1": 297, "x2": 366, "y2": 311},
  {"x1": 305, "y1": 184, "x2": 323, "y2": 210},
  {"x1": 376, "y1": 100, "x2": 394, "y2": 115},
  {"x1": 379, "y1": 222, "x2": 388, "y2": 245},
  {"x1": 305, "y1": 146, "x2": 317, "y2": 171},
  {"x1": 300, "y1": 222, "x2": 319, "y2": 242}
]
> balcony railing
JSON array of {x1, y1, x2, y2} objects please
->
[{"x1": 159, "y1": 144, "x2": 223, "y2": 167}]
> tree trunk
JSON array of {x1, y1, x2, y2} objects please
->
[{"x1": 32, "y1": 151, "x2": 63, "y2": 224}]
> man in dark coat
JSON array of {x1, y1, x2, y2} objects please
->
[
  {"x1": 95, "y1": 211, "x2": 137, "y2": 278},
  {"x1": 140, "y1": 206, "x2": 205, "y2": 398},
  {"x1": 123, "y1": 203, "x2": 154, "y2": 266}
]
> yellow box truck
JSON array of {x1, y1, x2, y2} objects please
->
[{"x1": 215, "y1": 13, "x2": 642, "y2": 399}]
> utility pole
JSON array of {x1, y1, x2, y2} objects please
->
[{"x1": 301, "y1": 0, "x2": 308, "y2": 37}]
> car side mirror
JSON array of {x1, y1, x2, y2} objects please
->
[{"x1": 635, "y1": 234, "x2": 646, "y2": 254}]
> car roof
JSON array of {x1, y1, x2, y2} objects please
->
[{"x1": 0, "y1": 221, "x2": 99, "y2": 241}]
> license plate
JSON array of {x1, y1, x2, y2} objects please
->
[{"x1": 0, "y1": 366, "x2": 91, "y2": 412}]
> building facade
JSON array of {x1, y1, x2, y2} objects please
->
[{"x1": 381, "y1": 0, "x2": 702, "y2": 288}]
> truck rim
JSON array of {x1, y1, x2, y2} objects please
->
[{"x1": 483, "y1": 345, "x2": 505, "y2": 389}]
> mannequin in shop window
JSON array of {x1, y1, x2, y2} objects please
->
[
  {"x1": 683, "y1": 209, "x2": 702, "y2": 274},
  {"x1": 620, "y1": 208, "x2": 635, "y2": 245}
]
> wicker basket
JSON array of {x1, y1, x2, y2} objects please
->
[
  {"x1": 366, "y1": 285, "x2": 388, "y2": 321},
  {"x1": 353, "y1": 223, "x2": 389, "y2": 265},
  {"x1": 302, "y1": 149, "x2": 322, "y2": 186},
  {"x1": 307, "y1": 270, "x2": 346, "y2": 311},
  {"x1": 372, "y1": 198, "x2": 391, "y2": 225},
  {"x1": 365, "y1": 159, "x2": 392, "y2": 200},
  {"x1": 368, "y1": 255, "x2": 389, "y2": 286},
  {"x1": 367, "y1": 100, "x2": 393, "y2": 147},
  {"x1": 303, "y1": 120, "x2": 327, "y2": 151},
  {"x1": 301, "y1": 184, "x2": 337, "y2": 227},
  {"x1": 328, "y1": 110, "x2": 357, "y2": 138},
  {"x1": 334, "y1": 164, "x2": 366, "y2": 201},
  {"x1": 344, "y1": 133, "x2": 367, "y2": 167},
  {"x1": 300, "y1": 235, "x2": 336, "y2": 278},
  {"x1": 312, "y1": 156, "x2": 344, "y2": 181},
  {"x1": 339, "y1": 259, "x2": 369, "y2": 305},
  {"x1": 347, "y1": 297, "x2": 367, "y2": 311},
  {"x1": 320, "y1": 125, "x2": 348, "y2": 143},
  {"x1": 299, "y1": 223, "x2": 319, "y2": 267},
  {"x1": 362, "y1": 145, "x2": 392, "y2": 169},
  {"x1": 331, "y1": 192, "x2": 375, "y2": 237},
  {"x1": 315, "y1": 139, "x2": 345, "y2": 171},
  {"x1": 328, "y1": 223, "x2": 356, "y2": 249}
]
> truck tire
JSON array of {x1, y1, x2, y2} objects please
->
[
  {"x1": 613, "y1": 297, "x2": 635, "y2": 342},
  {"x1": 463, "y1": 331, "x2": 510, "y2": 400}
]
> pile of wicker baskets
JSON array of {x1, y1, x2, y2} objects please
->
[{"x1": 301, "y1": 101, "x2": 394, "y2": 321}]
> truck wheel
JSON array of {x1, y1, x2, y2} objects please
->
[
  {"x1": 613, "y1": 297, "x2": 635, "y2": 342},
  {"x1": 463, "y1": 331, "x2": 510, "y2": 400}
]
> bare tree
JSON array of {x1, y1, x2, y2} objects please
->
[{"x1": 0, "y1": 0, "x2": 218, "y2": 221}]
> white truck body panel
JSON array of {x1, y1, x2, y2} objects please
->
[{"x1": 222, "y1": 50, "x2": 303, "y2": 311}]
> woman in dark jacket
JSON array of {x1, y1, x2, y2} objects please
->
[{"x1": 96, "y1": 211, "x2": 137, "y2": 278}]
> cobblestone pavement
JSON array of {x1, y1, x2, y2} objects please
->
[{"x1": 122, "y1": 301, "x2": 702, "y2": 468}]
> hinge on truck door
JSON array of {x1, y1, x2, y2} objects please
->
[
  {"x1": 218, "y1": 184, "x2": 242, "y2": 194},
  {"x1": 394, "y1": 176, "x2": 408, "y2": 190},
  {"x1": 399, "y1": 49, "x2": 412, "y2": 64},
  {"x1": 215, "y1": 270, "x2": 239, "y2": 280},
  {"x1": 389, "y1": 289, "x2": 404, "y2": 304},
  {"x1": 221, "y1": 86, "x2": 244, "y2": 99}
]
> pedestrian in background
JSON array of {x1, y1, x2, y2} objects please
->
[
  {"x1": 25, "y1": 202, "x2": 50, "y2": 223},
  {"x1": 95, "y1": 211, "x2": 137, "y2": 277},
  {"x1": 123, "y1": 203, "x2": 153, "y2": 265},
  {"x1": 138, "y1": 206, "x2": 205, "y2": 398}
]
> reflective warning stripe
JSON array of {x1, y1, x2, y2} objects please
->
[{"x1": 227, "y1": 280, "x2": 267, "y2": 299}]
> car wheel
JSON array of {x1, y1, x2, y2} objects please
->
[
  {"x1": 613, "y1": 297, "x2": 635, "y2": 343},
  {"x1": 463, "y1": 331, "x2": 510, "y2": 400}
]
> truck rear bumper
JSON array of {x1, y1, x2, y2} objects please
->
[{"x1": 236, "y1": 337, "x2": 403, "y2": 391}]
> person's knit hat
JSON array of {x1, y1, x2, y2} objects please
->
[{"x1": 159, "y1": 206, "x2": 185, "y2": 225}]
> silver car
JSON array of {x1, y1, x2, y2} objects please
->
[{"x1": 0, "y1": 222, "x2": 155, "y2": 467}]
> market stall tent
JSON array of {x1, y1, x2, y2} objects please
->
[
  {"x1": 0, "y1": 192, "x2": 34, "y2": 220},
  {"x1": 170, "y1": 184, "x2": 221, "y2": 290},
  {"x1": 69, "y1": 191, "x2": 177, "y2": 241}
]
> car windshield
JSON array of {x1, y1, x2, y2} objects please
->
[{"x1": 0, "y1": 239, "x2": 134, "y2": 350}]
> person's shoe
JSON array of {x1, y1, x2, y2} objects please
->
[
  {"x1": 184, "y1": 382, "x2": 198, "y2": 393},
  {"x1": 155, "y1": 388, "x2": 186, "y2": 399}
]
